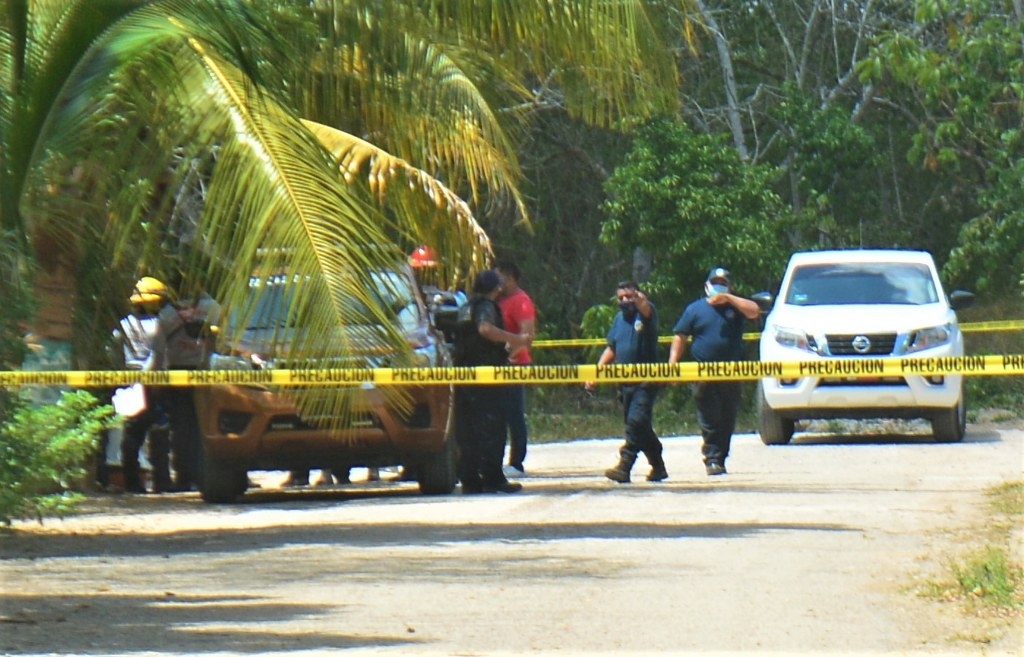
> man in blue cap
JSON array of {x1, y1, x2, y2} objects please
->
[{"x1": 668, "y1": 267, "x2": 759, "y2": 475}]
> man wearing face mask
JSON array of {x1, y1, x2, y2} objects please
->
[
  {"x1": 668, "y1": 267, "x2": 760, "y2": 475},
  {"x1": 585, "y1": 281, "x2": 667, "y2": 484}
]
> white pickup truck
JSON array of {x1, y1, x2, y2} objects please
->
[{"x1": 756, "y1": 249, "x2": 975, "y2": 444}]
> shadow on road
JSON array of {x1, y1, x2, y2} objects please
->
[{"x1": 0, "y1": 591, "x2": 421, "y2": 655}]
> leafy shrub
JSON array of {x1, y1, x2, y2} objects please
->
[
  {"x1": 0, "y1": 391, "x2": 112, "y2": 527},
  {"x1": 951, "y1": 546, "x2": 1023, "y2": 608}
]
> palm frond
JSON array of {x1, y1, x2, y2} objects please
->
[
  {"x1": 1, "y1": 0, "x2": 139, "y2": 233},
  {"x1": 21, "y1": 1, "x2": 428, "y2": 423},
  {"x1": 418, "y1": 0, "x2": 687, "y2": 125},
  {"x1": 302, "y1": 119, "x2": 492, "y2": 290},
  {"x1": 290, "y1": 3, "x2": 530, "y2": 225}
]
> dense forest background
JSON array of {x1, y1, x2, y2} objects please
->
[
  {"x1": 485, "y1": 0, "x2": 1024, "y2": 343},
  {"x1": 2, "y1": 0, "x2": 1021, "y2": 390}
]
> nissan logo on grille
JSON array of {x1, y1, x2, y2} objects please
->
[{"x1": 851, "y1": 335, "x2": 872, "y2": 354}]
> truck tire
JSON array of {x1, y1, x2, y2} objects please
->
[
  {"x1": 416, "y1": 435, "x2": 457, "y2": 495},
  {"x1": 758, "y1": 382, "x2": 795, "y2": 445},
  {"x1": 199, "y1": 442, "x2": 248, "y2": 503},
  {"x1": 932, "y1": 384, "x2": 966, "y2": 443}
]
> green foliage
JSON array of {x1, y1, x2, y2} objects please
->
[
  {"x1": 486, "y1": 113, "x2": 633, "y2": 342},
  {"x1": 950, "y1": 546, "x2": 1023, "y2": 608},
  {"x1": 0, "y1": 231, "x2": 34, "y2": 418},
  {"x1": 0, "y1": 391, "x2": 113, "y2": 527},
  {"x1": 944, "y1": 157, "x2": 1024, "y2": 294},
  {"x1": 600, "y1": 118, "x2": 790, "y2": 305},
  {"x1": 764, "y1": 85, "x2": 884, "y2": 248},
  {"x1": 869, "y1": 0, "x2": 1024, "y2": 295},
  {"x1": 578, "y1": 300, "x2": 618, "y2": 362}
]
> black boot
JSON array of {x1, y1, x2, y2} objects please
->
[
  {"x1": 120, "y1": 428, "x2": 146, "y2": 493},
  {"x1": 646, "y1": 456, "x2": 668, "y2": 482},
  {"x1": 147, "y1": 425, "x2": 173, "y2": 492},
  {"x1": 604, "y1": 449, "x2": 636, "y2": 484},
  {"x1": 121, "y1": 461, "x2": 145, "y2": 493}
]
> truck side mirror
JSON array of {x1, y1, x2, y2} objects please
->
[
  {"x1": 948, "y1": 289, "x2": 975, "y2": 311},
  {"x1": 751, "y1": 291, "x2": 774, "y2": 313}
]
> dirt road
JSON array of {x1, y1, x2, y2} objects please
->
[{"x1": 2, "y1": 423, "x2": 1022, "y2": 656}]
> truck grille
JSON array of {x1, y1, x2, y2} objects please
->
[
  {"x1": 824, "y1": 333, "x2": 897, "y2": 356},
  {"x1": 269, "y1": 411, "x2": 379, "y2": 431}
]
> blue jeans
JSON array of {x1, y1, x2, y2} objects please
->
[{"x1": 504, "y1": 384, "x2": 528, "y2": 468}]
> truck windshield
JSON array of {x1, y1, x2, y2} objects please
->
[
  {"x1": 785, "y1": 263, "x2": 939, "y2": 306},
  {"x1": 241, "y1": 271, "x2": 421, "y2": 331}
]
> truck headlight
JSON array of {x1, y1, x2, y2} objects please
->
[
  {"x1": 907, "y1": 324, "x2": 951, "y2": 353},
  {"x1": 772, "y1": 326, "x2": 815, "y2": 353}
]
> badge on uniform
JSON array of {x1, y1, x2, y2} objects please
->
[{"x1": 634, "y1": 318, "x2": 643, "y2": 333}]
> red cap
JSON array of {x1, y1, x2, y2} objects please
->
[{"x1": 409, "y1": 245, "x2": 438, "y2": 268}]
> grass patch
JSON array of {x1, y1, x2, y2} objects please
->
[
  {"x1": 949, "y1": 546, "x2": 1023, "y2": 608},
  {"x1": 919, "y1": 480, "x2": 1024, "y2": 615},
  {"x1": 987, "y1": 480, "x2": 1024, "y2": 516}
]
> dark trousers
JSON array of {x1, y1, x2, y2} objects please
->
[
  {"x1": 504, "y1": 384, "x2": 528, "y2": 469},
  {"x1": 120, "y1": 389, "x2": 171, "y2": 491},
  {"x1": 618, "y1": 384, "x2": 663, "y2": 464},
  {"x1": 165, "y1": 387, "x2": 201, "y2": 488},
  {"x1": 693, "y1": 381, "x2": 741, "y2": 465},
  {"x1": 455, "y1": 385, "x2": 507, "y2": 489}
]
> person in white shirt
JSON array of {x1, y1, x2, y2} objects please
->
[{"x1": 115, "y1": 277, "x2": 173, "y2": 493}]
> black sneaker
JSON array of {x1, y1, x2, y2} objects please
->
[{"x1": 705, "y1": 462, "x2": 727, "y2": 476}]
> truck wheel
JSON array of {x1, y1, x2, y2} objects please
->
[
  {"x1": 199, "y1": 443, "x2": 248, "y2": 503},
  {"x1": 416, "y1": 435, "x2": 457, "y2": 495},
  {"x1": 932, "y1": 384, "x2": 966, "y2": 443},
  {"x1": 758, "y1": 382, "x2": 795, "y2": 445}
]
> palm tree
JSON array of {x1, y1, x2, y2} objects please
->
[{"x1": 1, "y1": 0, "x2": 687, "y2": 418}]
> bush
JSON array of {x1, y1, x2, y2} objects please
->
[{"x1": 0, "y1": 391, "x2": 113, "y2": 527}]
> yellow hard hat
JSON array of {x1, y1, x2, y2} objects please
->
[{"x1": 130, "y1": 276, "x2": 168, "y2": 305}]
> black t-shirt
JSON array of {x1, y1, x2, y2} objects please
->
[{"x1": 453, "y1": 296, "x2": 508, "y2": 367}]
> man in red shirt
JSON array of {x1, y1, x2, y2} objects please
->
[{"x1": 495, "y1": 260, "x2": 536, "y2": 477}]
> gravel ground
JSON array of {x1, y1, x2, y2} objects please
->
[{"x1": 1, "y1": 421, "x2": 1022, "y2": 656}]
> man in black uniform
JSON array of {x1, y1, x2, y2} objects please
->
[
  {"x1": 585, "y1": 281, "x2": 667, "y2": 484},
  {"x1": 669, "y1": 267, "x2": 759, "y2": 475},
  {"x1": 453, "y1": 270, "x2": 531, "y2": 494}
]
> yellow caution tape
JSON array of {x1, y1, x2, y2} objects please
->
[
  {"x1": 4, "y1": 353, "x2": 1024, "y2": 387},
  {"x1": 532, "y1": 319, "x2": 1024, "y2": 349},
  {"x1": 959, "y1": 319, "x2": 1024, "y2": 333}
]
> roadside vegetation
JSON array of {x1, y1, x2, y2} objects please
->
[
  {"x1": 0, "y1": 391, "x2": 112, "y2": 527},
  {"x1": 917, "y1": 481, "x2": 1023, "y2": 632}
]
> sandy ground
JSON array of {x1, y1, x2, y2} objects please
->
[{"x1": 1, "y1": 422, "x2": 1022, "y2": 657}]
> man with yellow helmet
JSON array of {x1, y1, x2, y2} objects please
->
[
  {"x1": 151, "y1": 283, "x2": 221, "y2": 491},
  {"x1": 115, "y1": 276, "x2": 174, "y2": 493}
]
